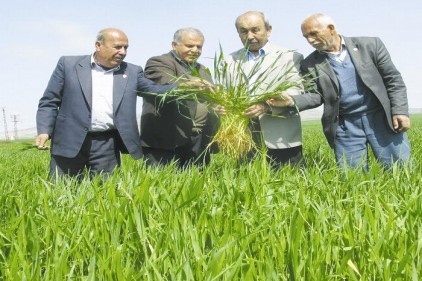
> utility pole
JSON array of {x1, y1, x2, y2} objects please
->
[
  {"x1": 10, "y1": 113, "x2": 20, "y2": 140},
  {"x1": 2, "y1": 107, "x2": 10, "y2": 141}
]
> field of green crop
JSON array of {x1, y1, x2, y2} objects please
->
[{"x1": 1, "y1": 115, "x2": 421, "y2": 280}]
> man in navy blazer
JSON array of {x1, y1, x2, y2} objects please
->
[
  {"x1": 36, "y1": 28, "x2": 176, "y2": 179},
  {"x1": 268, "y1": 14, "x2": 411, "y2": 170}
]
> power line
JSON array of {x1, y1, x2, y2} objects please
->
[
  {"x1": 10, "y1": 113, "x2": 20, "y2": 140},
  {"x1": 2, "y1": 107, "x2": 10, "y2": 141}
]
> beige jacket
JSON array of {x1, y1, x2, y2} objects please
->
[{"x1": 225, "y1": 43, "x2": 304, "y2": 149}]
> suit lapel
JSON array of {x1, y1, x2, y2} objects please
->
[
  {"x1": 311, "y1": 51, "x2": 339, "y2": 91},
  {"x1": 239, "y1": 49, "x2": 272, "y2": 90},
  {"x1": 229, "y1": 49, "x2": 250, "y2": 83},
  {"x1": 245, "y1": 45, "x2": 290, "y2": 89},
  {"x1": 344, "y1": 37, "x2": 364, "y2": 77},
  {"x1": 197, "y1": 65, "x2": 213, "y2": 83},
  {"x1": 113, "y1": 64, "x2": 128, "y2": 113},
  {"x1": 257, "y1": 48, "x2": 288, "y2": 85},
  {"x1": 76, "y1": 56, "x2": 93, "y2": 109}
]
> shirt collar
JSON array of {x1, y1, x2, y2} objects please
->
[
  {"x1": 321, "y1": 36, "x2": 346, "y2": 56},
  {"x1": 246, "y1": 44, "x2": 267, "y2": 61},
  {"x1": 91, "y1": 54, "x2": 120, "y2": 73},
  {"x1": 170, "y1": 51, "x2": 198, "y2": 71},
  {"x1": 320, "y1": 36, "x2": 348, "y2": 62}
]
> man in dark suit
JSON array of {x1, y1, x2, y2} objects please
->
[
  {"x1": 267, "y1": 13, "x2": 411, "y2": 171},
  {"x1": 141, "y1": 27, "x2": 218, "y2": 168},
  {"x1": 36, "y1": 28, "x2": 178, "y2": 179}
]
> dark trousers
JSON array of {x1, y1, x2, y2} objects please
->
[
  {"x1": 49, "y1": 130, "x2": 121, "y2": 179},
  {"x1": 142, "y1": 133, "x2": 211, "y2": 168},
  {"x1": 249, "y1": 118, "x2": 303, "y2": 169},
  {"x1": 266, "y1": 146, "x2": 303, "y2": 169}
]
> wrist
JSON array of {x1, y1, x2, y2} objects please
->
[
  {"x1": 262, "y1": 103, "x2": 272, "y2": 114},
  {"x1": 289, "y1": 98, "x2": 295, "y2": 107}
]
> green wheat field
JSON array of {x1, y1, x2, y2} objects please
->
[{"x1": 1, "y1": 115, "x2": 421, "y2": 280}]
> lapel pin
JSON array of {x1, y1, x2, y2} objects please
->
[{"x1": 353, "y1": 47, "x2": 358, "y2": 51}]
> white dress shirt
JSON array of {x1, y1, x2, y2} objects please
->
[{"x1": 90, "y1": 56, "x2": 120, "y2": 132}]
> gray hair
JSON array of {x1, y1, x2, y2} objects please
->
[
  {"x1": 173, "y1": 28, "x2": 204, "y2": 43},
  {"x1": 96, "y1": 29, "x2": 107, "y2": 43},
  {"x1": 235, "y1": 11, "x2": 271, "y2": 30},
  {"x1": 96, "y1": 28, "x2": 126, "y2": 43},
  {"x1": 303, "y1": 13, "x2": 336, "y2": 28}
]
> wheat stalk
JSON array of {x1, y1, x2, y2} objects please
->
[{"x1": 149, "y1": 47, "x2": 310, "y2": 158}]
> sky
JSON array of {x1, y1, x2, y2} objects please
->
[{"x1": 1, "y1": 0, "x2": 421, "y2": 132}]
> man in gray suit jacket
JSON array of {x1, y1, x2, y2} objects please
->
[
  {"x1": 268, "y1": 14, "x2": 411, "y2": 170},
  {"x1": 141, "y1": 28, "x2": 218, "y2": 168},
  {"x1": 36, "y1": 28, "x2": 177, "y2": 179}
]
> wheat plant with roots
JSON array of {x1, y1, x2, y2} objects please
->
[{"x1": 148, "y1": 47, "x2": 311, "y2": 159}]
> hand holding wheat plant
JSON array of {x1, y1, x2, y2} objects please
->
[
  {"x1": 150, "y1": 47, "x2": 311, "y2": 159},
  {"x1": 266, "y1": 92, "x2": 295, "y2": 108}
]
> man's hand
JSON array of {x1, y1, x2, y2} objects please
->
[
  {"x1": 212, "y1": 104, "x2": 226, "y2": 115},
  {"x1": 393, "y1": 115, "x2": 411, "y2": 132},
  {"x1": 244, "y1": 103, "x2": 268, "y2": 118},
  {"x1": 266, "y1": 92, "x2": 294, "y2": 107},
  {"x1": 179, "y1": 77, "x2": 215, "y2": 91},
  {"x1": 35, "y1": 134, "x2": 50, "y2": 150}
]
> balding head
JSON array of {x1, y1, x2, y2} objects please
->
[
  {"x1": 235, "y1": 11, "x2": 271, "y2": 31},
  {"x1": 301, "y1": 13, "x2": 337, "y2": 31},
  {"x1": 94, "y1": 28, "x2": 129, "y2": 68},
  {"x1": 96, "y1": 28, "x2": 128, "y2": 44},
  {"x1": 301, "y1": 13, "x2": 340, "y2": 52}
]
